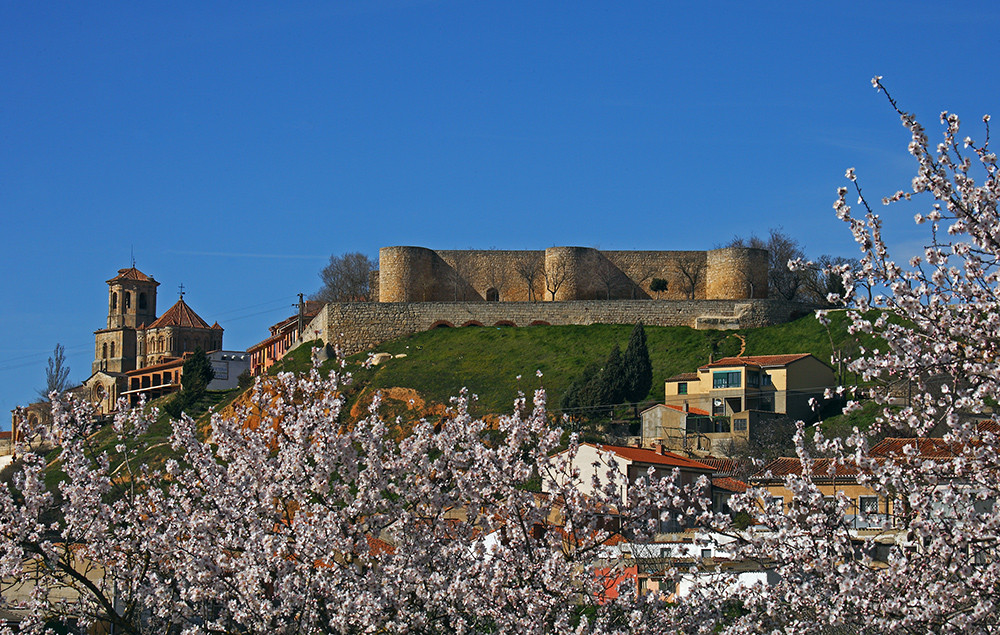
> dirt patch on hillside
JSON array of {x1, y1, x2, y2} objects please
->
[{"x1": 350, "y1": 387, "x2": 447, "y2": 421}]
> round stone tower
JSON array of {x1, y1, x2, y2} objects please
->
[
  {"x1": 543, "y1": 247, "x2": 603, "y2": 301},
  {"x1": 378, "y1": 246, "x2": 438, "y2": 302},
  {"x1": 705, "y1": 247, "x2": 769, "y2": 299}
]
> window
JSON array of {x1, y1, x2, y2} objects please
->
[
  {"x1": 859, "y1": 496, "x2": 879, "y2": 515},
  {"x1": 701, "y1": 549, "x2": 712, "y2": 559},
  {"x1": 678, "y1": 382, "x2": 688, "y2": 395},
  {"x1": 712, "y1": 398, "x2": 725, "y2": 416},
  {"x1": 110, "y1": 342, "x2": 115, "y2": 358},
  {"x1": 124, "y1": 292, "x2": 131, "y2": 310},
  {"x1": 485, "y1": 287, "x2": 500, "y2": 302},
  {"x1": 770, "y1": 496, "x2": 784, "y2": 511},
  {"x1": 102, "y1": 343, "x2": 108, "y2": 359},
  {"x1": 734, "y1": 418, "x2": 748, "y2": 431},
  {"x1": 747, "y1": 370, "x2": 760, "y2": 387},
  {"x1": 713, "y1": 370, "x2": 741, "y2": 388},
  {"x1": 759, "y1": 394, "x2": 774, "y2": 412},
  {"x1": 111, "y1": 292, "x2": 118, "y2": 310},
  {"x1": 139, "y1": 292, "x2": 147, "y2": 310}
]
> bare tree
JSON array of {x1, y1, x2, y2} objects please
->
[
  {"x1": 313, "y1": 252, "x2": 376, "y2": 302},
  {"x1": 675, "y1": 258, "x2": 705, "y2": 299},
  {"x1": 628, "y1": 263, "x2": 659, "y2": 299},
  {"x1": 544, "y1": 258, "x2": 568, "y2": 301},
  {"x1": 38, "y1": 343, "x2": 71, "y2": 401},
  {"x1": 727, "y1": 228, "x2": 805, "y2": 301},
  {"x1": 594, "y1": 257, "x2": 626, "y2": 300},
  {"x1": 800, "y1": 255, "x2": 857, "y2": 306},
  {"x1": 481, "y1": 249, "x2": 509, "y2": 301},
  {"x1": 448, "y1": 252, "x2": 476, "y2": 300},
  {"x1": 514, "y1": 253, "x2": 543, "y2": 301}
]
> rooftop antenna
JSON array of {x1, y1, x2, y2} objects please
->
[
  {"x1": 178, "y1": 283, "x2": 185, "y2": 300},
  {"x1": 131, "y1": 245, "x2": 135, "y2": 268}
]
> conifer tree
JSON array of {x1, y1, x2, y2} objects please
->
[
  {"x1": 597, "y1": 344, "x2": 627, "y2": 416},
  {"x1": 181, "y1": 347, "x2": 214, "y2": 395},
  {"x1": 623, "y1": 322, "x2": 652, "y2": 415}
]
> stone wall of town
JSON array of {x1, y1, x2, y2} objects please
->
[
  {"x1": 375, "y1": 246, "x2": 769, "y2": 303},
  {"x1": 300, "y1": 298, "x2": 812, "y2": 357}
]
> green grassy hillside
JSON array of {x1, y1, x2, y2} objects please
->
[{"x1": 330, "y1": 310, "x2": 857, "y2": 419}]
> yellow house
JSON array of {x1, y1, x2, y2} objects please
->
[
  {"x1": 750, "y1": 457, "x2": 894, "y2": 532},
  {"x1": 642, "y1": 354, "x2": 835, "y2": 457},
  {"x1": 665, "y1": 354, "x2": 834, "y2": 424}
]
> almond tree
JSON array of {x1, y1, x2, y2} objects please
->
[
  {"x1": 701, "y1": 79, "x2": 1000, "y2": 634},
  {"x1": 1, "y1": 360, "x2": 719, "y2": 634}
]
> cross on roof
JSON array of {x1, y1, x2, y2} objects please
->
[{"x1": 178, "y1": 283, "x2": 185, "y2": 299}]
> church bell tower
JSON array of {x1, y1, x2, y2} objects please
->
[{"x1": 93, "y1": 266, "x2": 159, "y2": 374}]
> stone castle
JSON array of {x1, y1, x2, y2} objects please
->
[
  {"x1": 373, "y1": 245, "x2": 769, "y2": 303},
  {"x1": 300, "y1": 245, "x2": 814, "y2": 356}
]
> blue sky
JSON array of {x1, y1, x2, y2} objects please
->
[{"x1": 2, "y1": 1, "x2": 999, "y2": 423}]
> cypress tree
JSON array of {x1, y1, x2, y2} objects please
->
[
  {"x1": 623, "y1": 323, "x2": 653, "y2": 415},
  {"x1": 598, "y1": 344, "x2": 628, "y2": 416},
  {"x1": 561, "y1": 362, "x2": 600, "y2": 412}
]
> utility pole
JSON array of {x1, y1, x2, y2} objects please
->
[{"x1": 297, "y1": 293, "x2": 305, "y2": 338}]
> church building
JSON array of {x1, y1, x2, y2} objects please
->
[{"x1": 85, "y1": 266, "x2": 223, "y2": 413}]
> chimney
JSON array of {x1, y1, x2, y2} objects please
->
[
  {"x1": 654, "y1": 441, "x2": 665, "y2": 455},
  {"x1": 683, "y1": 401, "x2": 689, "y2": 412}
]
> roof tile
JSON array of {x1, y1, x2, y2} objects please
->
[
  {"x1": 701, "y1": 354, "x2": 812, "y2": 369},
  {"x1": 586, "y1": 443, "x2": 715, "y2": 471},
  {"x1": 107, "y1": 267, "x2": 157, "y2": 284},
  {"x1": 149, "y1": 299, "x2": 211, "y2": 329}
]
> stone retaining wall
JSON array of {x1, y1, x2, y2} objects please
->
[{"x1": 299, "y1": 299, "x2": 813, "y2": 357}]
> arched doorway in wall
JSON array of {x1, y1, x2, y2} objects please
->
[
  {"x1": 486, "y1": 288, "x2": 500, "y2": 302},
  {"x1": 429, "y1": 321, "x2": 455, "y2": 329},
  {"x1": 461, "y1": 320, "x2": 484, "y2": 327},
  {"x1": 494, "y1": 320, "x2": 516, "y2": 327}
]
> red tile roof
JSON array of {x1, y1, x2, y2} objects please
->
[
  {"x1": 868, "y1": 437, "x2": 963, "y2": 459},
  {"x1": 976, "y1": 420, "x2": 1000, "y2": 435},
  {"x1": 587, "y1": 443, "x2": 715, "y2": 471},
  {"x1": 712, "y1": 476, "x2": 749, "y2": 493},
  {"x1": 701, "y1": 354, "x2": 813, "y2": 369},
  {"x1": 149, "y1": 299, "x2": 212, "y2": 329},
  {"x1": 107, "y1": 267, "x2": 156, "y2": 284},
  {"x1": 754, "y1": 457, "x2": 869, "y2": 480},
  {"x1": 665, "y1": 372, "x2": 699, "y2": 382},
  {"x1": 0, "y1": 431, "x2": 12, "y2": 440},
  {"x1": 697, "y1": 457, "x2": 745, "y2": 476},
  {"x1": 366, "y1": 535, "x2": 395, "y2": 556},
  {"x1": 663, "y1": 404, "x2": 712, "y2": 416}
]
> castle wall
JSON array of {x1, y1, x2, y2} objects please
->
[
  {"x1": 301, "y1": 299, "x2": 812, "y2": 358},
  {"x1": 376, "y1": 246, "x2": 767, "y2": 303}
]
